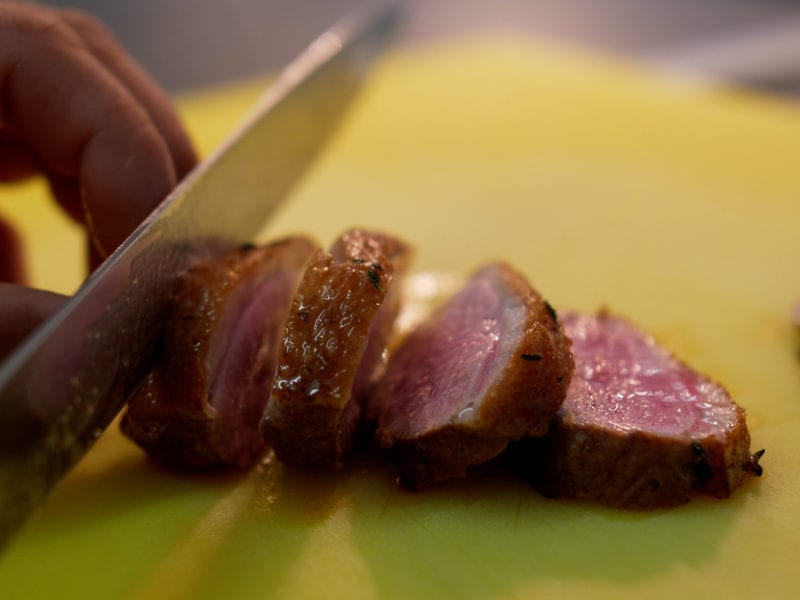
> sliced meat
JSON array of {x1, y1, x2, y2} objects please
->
[
  {"x1": 368, "y1": 262, "x2": 574, "y2": 488},
  {"x1": 260, "y1": 229, "x2": 412, "y2": 469},
  {"x1": 524, "y1": 311, "x2": 763, "y2": 509},
  {"x1": 120, "y1": 236, "x2": 316, "y2": 469}
]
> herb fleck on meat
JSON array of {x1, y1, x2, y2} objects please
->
[{"x1": 367, "y1": 269, "x2": 381, "y2": 290}]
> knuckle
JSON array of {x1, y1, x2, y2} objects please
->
[
  {"x1": 58, "y1": 8, "x2": 111, "y2": 40},
  {"x1": 0, "y1": 5, "x2": 81, "y2": 51}
]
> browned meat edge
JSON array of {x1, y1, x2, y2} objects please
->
[
  {"x1": 121, "y1": 236, "x2": 315, "y2": 468},
  {"x1": 372, "y1": 263, "x2": 574, "y2": 488},
  {"x1": 261, "y1": 229, "x2": 412, "y2": 470}
]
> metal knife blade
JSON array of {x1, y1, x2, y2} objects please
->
[{"x1": 0, "y1": 4, "x2": 398, "y2": 548}]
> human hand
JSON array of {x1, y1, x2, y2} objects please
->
[{"x1": 0, "y1": 2, "x2": 197, "y2": 360}]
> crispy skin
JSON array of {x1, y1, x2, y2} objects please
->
[
  {"x1": 369, "y1": 263, "x2": 574, "y2": 488},
  {"x1": 120, "y1": 236, "x2": 316, "y2": 469},
  {"x1": 260, "y1": 229, "x2": 412, "y2": 469},
  {"x1": 333, "y1": 231, "x2": 413, "y2": 401},
  {"x1": 525, "y1": 312, "x2": 760, "y2": 509}
]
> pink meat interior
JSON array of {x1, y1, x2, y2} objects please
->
[
  {"x1": 207, "y1": 270, "x2": 295, "y2": 444},
  {"x1": 376, "y1": 267, "x2": 525, "y2": 437},
  {"x1": 561, "y1": 313, "x2": 740, "y2": 437}
]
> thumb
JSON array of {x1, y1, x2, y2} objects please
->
[
  {"x1": 0, "y1": 217, "x2": 26, "y2": 284},
  {"x1": 0, "y1": 283, "x2": 67, "y2": 361}
]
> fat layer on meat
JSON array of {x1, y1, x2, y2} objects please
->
[
  {"x1": 523, "y1": 311, "x2": 762, "y2": 509},
  {"x1": 367, "y1": 262, "x2": 574, "y2": 488},
  {"x1": 260, "y1": 229, "x2": 412, "y2": 469},
  {"x1": 120, "y1": 236, "x2": 316, "y2": 468}
]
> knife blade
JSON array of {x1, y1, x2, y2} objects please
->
[{"x1": 0, "y1": 3, "x2": 399, "y2": 548}]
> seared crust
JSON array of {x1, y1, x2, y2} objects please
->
[
  {"x1": 371, "y1": 262, "x2": 574, "y2": 487},
  {"x1": 473, "y1": 264, "x2": 574, "y2": 437},
  {"x1": 527, "y1": 419, "x2": 753, "y2": 509},
  {"x1": 524, "y1": 312, "x2": 759, "y2": 509},
  {"x1": 260, "y1": 229, "x2": 412, "y2": 469},
  {"x1": 388, "y1": 429, "x2": 510, "y2": 489},
  {"x1": 120, "y1": 236, "x2": 316, "y2": 469}
]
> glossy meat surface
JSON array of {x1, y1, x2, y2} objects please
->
[
  {"x1": 526, "y1": 312, "x2": 760, "y2": 508},
  {"x1": 260, "y1": 229, "x2": 412, "y2": 469},
  {"x1": 120, "y1": 237, "x2": 316, "y2": 468},
  {"x1": 368, "y1": 263, "x2": 574, "y2": 488}
]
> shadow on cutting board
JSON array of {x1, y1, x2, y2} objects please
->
[
  {"x1": 347, "y1": 456, "x2": 753, "y2": 597},
  {"x1": 126, "y1": 453, "x2": 350, "y2": 599},
  {"x1": 1, "y1": 429, "x2": 752, "y2": 599},
  {"x1": 0, "y1": 434, "x2": 344, "y2": 599}
]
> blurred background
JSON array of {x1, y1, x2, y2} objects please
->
[{"x1": 38, "y1": 0, "x2": 800, "y2": 98}]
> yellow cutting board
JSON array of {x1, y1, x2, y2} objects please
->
[{"x1": 1, "y1": 37, "x2": 798, "y2": 599}]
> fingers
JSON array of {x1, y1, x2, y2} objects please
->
[
  {"x1": 0, "y1": 130, "x2": 40, "y2": 182},
  {"x1": 0, "y1": 216, "x2": 26, "y2": 283},
  {"x1": 0, "y1": 5, "x2": 180, "y2": 256},
  {"x1": 0, "y1": 283, "x2": 66, "y2": 361},
  {"x1": 55, "y1": 8, "x2": 197, "y2": 179},
  {"x1": 1, "y1": 129, "x2": 86, "y2": 228},
  {"x1": 0, "y1": 5, "x2": 196, "y2": 361}
]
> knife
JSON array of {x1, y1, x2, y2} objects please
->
[{"x1": 0, "y1": 3, "x2": 399, "y2": 548}]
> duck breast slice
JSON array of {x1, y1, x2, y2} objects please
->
[
  {"x1": 260, "y1": 229, "x2": 412, "y2": 469},
  {"x1": 524, "y1": 311, "x2": 762, "y2": 509},
  {"x1": 121, "y1": 236, "x2": 316, "y2": 468},
  {"x1": 368, "y1": 262, "x2": 574, "y2": 488}
]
